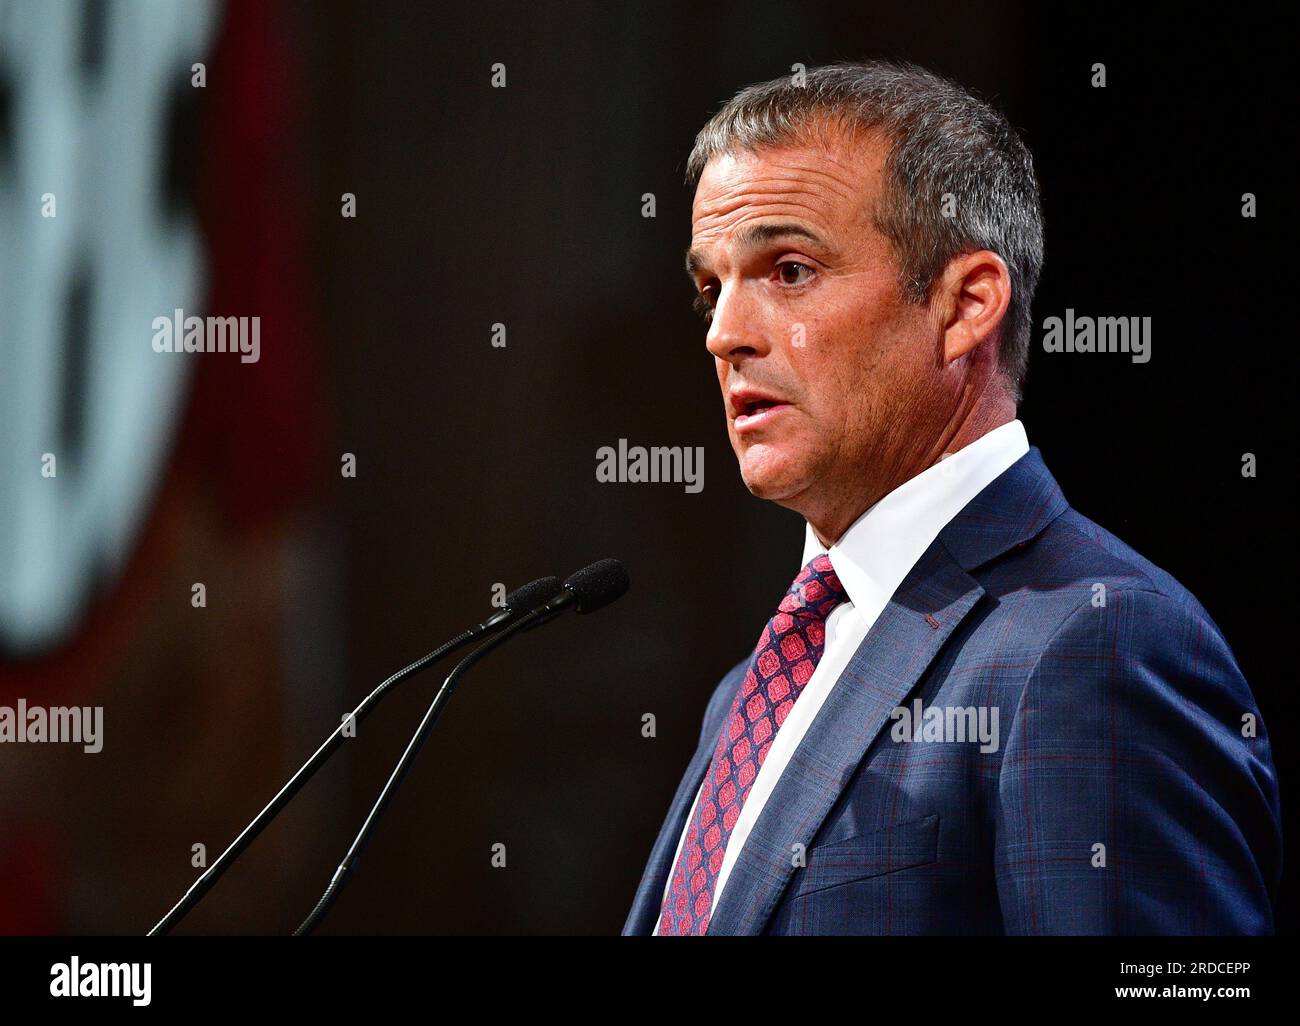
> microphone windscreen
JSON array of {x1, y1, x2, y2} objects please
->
[
  {"x1": 505, "y1": 576, "x2": 563, "y2": 614},
  {"x1": 564, "y1": 559, "x2": 630, "y2": 614}
]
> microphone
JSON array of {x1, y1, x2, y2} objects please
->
[
  {"x1": 147, "y1": 575, "x2": 564, "y2": 936},
  {"x1": 293, "y1": 559, "x2": 629, "y2": 935},
  {"x1": 527, "y1": 557, "x2": 631, "y2": 625}
]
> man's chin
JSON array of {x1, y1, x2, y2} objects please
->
[{"x1": 736, "y1": 450, "x2": 810, "y2": 504}]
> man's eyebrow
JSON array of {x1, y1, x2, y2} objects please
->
[{"x1": 684, "y1": 222, "x2": 831, "y2": 279}]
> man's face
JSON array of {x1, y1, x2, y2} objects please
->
[{"x1": 687, "y1": 127, "x2": 951, "y2": 528}]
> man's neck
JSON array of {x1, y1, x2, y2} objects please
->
[{"x1": 806, "y1": 392, "x2": 1017, "y2": 548}]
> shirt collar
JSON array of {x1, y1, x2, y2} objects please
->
[{"x1": 800, "y1": 419, "x2": 1030, "y2": 613}]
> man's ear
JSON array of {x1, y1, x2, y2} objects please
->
[{"x1": 939, "y1": 250, "x2": 1012, "y2": 364}]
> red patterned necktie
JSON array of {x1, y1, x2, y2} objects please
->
[{"x1": 659, "y1": 553, "x2": 847, "y2": 935}]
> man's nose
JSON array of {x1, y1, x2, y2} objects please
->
[{"x1": 705, "y1": 285, "x2": 771, "y2": 364}]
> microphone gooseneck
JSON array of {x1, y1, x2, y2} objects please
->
[
  {"x1": 293, "y1": 559, "x2": 629, "y2": 935},
  {"x1": 147, "y1": 575, "x2": 563, "y2": 936},
  {"x1": 293, "y1": 607, "x2": 546, "y2": 935}
]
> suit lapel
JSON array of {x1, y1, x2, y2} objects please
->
[
  {"x1": 706, "y1": 541, "x2": 985, "y2": 934},
  {"x1": 706, "y1": 447, "x2": 1070, "y2": 934},
  {"x1": 627, "y1": 449, "x2": 1070, "y2": 936}
]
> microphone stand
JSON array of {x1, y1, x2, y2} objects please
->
[
  {"x1": 293, "y1": 607, "x2": 546, "y2": 935},
  {"x1": 148, "y1": 618, "x2": 506, "y2": 936}
]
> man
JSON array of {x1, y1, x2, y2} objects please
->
[{"x1": 624, "y1": 61, "x2": 1280, "y2": 935}]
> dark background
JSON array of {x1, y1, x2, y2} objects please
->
[{"x1": 0, "y1": 0, "x2": 1291, "y2": 935}]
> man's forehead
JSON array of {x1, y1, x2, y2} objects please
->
[{"x1": 687, "y1": 134, "x2": 884, "y2": 266}]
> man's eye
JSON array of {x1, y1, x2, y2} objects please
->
[
  {"x1": 693, "y1": 288, "x2": 716, "y2": 321},
  {"x1": 777, "y1": 262, "x2": 815, "y2": 286}
]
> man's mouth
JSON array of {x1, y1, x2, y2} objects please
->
[{"x1": 730, "y1": 390, "x2": 791, "y2": 432}]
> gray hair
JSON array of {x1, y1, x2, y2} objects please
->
[{"x1": 686, "y1": 60, "x2": 1044, "y2": 400}]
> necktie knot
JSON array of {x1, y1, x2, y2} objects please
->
[{"x1": 778, "y1": 553, "x2": 846, "y2": 619}]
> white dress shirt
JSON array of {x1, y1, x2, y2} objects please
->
[{"x1": 654, "y1": 419, "x2": 1030, "y2": 933}]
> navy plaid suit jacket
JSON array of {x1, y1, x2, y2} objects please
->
[{"x1": 623, "y1": 448, "x2": 1281, "y2": 935}]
